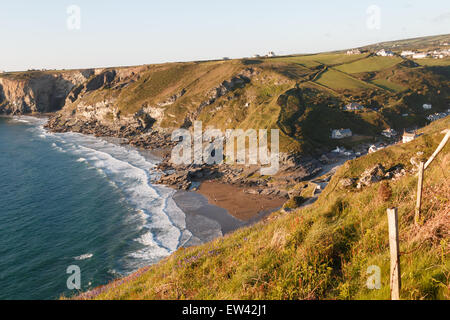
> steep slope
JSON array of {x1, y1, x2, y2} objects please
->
[
  {"x1": 73, "y1": 116, "x2": 449, "y2": 300},
  {"x1": 0, "y1": 70, "x2": 94, "y2": 114}
]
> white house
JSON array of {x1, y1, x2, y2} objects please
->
[
  {"x1": 331, "y1": 129, "x2": 352, "y2": 139},
  {"x1": 376, "y1": 49, "x2": 395, "y2": 57},
  {"x1": 423, "y1": 104, "x2": 432, "y2": 110},
  {"x1": 413, "y1": 53, "x2": 428, "y2": 59},
  {"x1": 344, "y1": 102, "x2": 364, "y2": 111},
  {"x1": 266, "y1": 51, "x2": 276, "y2": 57},
  {"x1": 401, "y1": 50, "x2": 415, "y2": 57},
  {"x1": 402, "y1": 131, "x2": 418, "y2": 143}
]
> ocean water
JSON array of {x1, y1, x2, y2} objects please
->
[{"x1": 0, "y1": 116, "x2": 208, "y2": 300}]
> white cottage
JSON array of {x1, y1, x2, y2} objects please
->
[{"x1": 402, "y1": 131, "x2": 418, "y2": 143}]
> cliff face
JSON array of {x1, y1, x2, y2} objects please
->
[{"x1": 0, "y1": 70, "x2": 94, "y2": 114}]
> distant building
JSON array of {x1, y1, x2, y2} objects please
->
[
  {"x1": 344, "y1": 102, "x2": 364, "y2": 111},
  {"x1": 252, "y1": 54, "x2": 261, "y2": 58},
  {"x1": 376, "y1": 49, "x2": 395, "y2": 57},
  {"x1": 346, "y1": 49, "x2": 361, "y2": 55},
  {"x1": 423, "y1": 104, "x2": 432, "y2": 110},
  {"x1": 222, "y1": 57, "x2": 230, "y2": 61},
  {"x1": 412, "y1": 53, "x2": 428, "y2": 59},
  {"x1": 427, "y1": 112, "x2": 448, "y2": 122},
  {"x1": 401, "y1": 50, "x2": 415, "y2": 57},
  {"x1": 331, "y1": 129, "x2": 352, "y2": 139},
  {"x1": 381, "y1": 128, "x2": 397, "y2": 138},
  {"x1": 369, "y1": 144, "x2": 385, "y2": 154},
  {"x1": 402, "y1": 131, "x2": 418, "y2": 143},
  {"x1": 331, "y1": 146, "x2": 346, "y2": 153},
  {"x1": 266, "y1": 51, "x2": 276, "y2": 57}
]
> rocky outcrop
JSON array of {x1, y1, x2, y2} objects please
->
[
  {"x1": 181, "y1": 68, "x2": 256, "y2": 128},
  {"x1": 352, "y1": 163, "x2": 407, "y2": 189},
  {"x1": 0, "y1": 70, "x2": 94, "y2": 114}
]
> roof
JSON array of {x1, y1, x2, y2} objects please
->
[{"x1": 402, "y1": 132, "x2": 417, "y2": 138}]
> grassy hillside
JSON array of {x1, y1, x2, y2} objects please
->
[
  {"x1": 3, "y1": 35, "x2": 449, "y2": 156},
  {"x1": 74, "y1": 116, "x2": 449, "y2": 300},
  {"x1": 78, "y1": 51, "x2": 447, "y2": 154},
  {"x1": 335, "y1": 56, "x2": 403, "y2": 74}
]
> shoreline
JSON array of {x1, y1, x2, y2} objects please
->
[
  {"x1": 5, "y1": 114, "x2": 349, "y2": 246},
  {"x1": 4, "y1": 114, "x2": 277, "y2": 242}
]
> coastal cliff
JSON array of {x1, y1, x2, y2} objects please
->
[
  {"x1": 0, "y1": 70, "x2": 94, "y2": 114},
  {"x1": 1, "y1": 50, "x2": 449, "y2": 195}
]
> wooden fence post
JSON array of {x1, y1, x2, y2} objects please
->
[
  {"x1": 424, "y1": 130, "x2": 450, "y2": 170},
  {"x1": 414, "y1": 162, "x2": 424, "y2": 226},
  {"x1": 387, "y1": 208, "x2": 401, "y2": 300}
]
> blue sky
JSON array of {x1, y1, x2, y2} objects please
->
[{"x1": 0, "y1": 0, "x2": 449, "y2": 71}]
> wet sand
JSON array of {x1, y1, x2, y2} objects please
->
[
  {"x1": 172, "y1": 181, "x2": 287, "y2": 242},
  {"x1": 196, "y1": 181, "x2": 286, "y2": 221}
]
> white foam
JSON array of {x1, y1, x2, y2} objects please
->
[{"x1": 25, "y1": 120, "x2": 192, "y2": 269}]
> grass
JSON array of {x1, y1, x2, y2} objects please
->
[
  {"x1": 335, "y1": 56, "x2": 403, "y2": 74},
  {"x1": 271, "y1": 53, "x2": 370, "y2": 69},
  {"x1": 314, "y1": 69, "x2": 373, "y2": 90},
  {"x1": 371, "y1": 79, "x2": 407, "y2": 93},
  {"x1": 72, "y1": 116, "x2": 449, "y2": 300},
  {"x1": 413, "y1": 58, "x2": 450, "y2": 67}
]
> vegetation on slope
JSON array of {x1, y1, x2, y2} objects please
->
[
  {"x1": 3, "y1": 35, "x2": 448, "y2": 155},
  {"x1": 75, "y1": 117, "x2": 449, "y2": 300}
]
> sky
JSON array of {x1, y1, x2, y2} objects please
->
[{"x1": 0, "y1": 0, "x2": 449, "y2": 71}]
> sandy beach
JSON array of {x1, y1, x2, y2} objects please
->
[{"x1": 196, "y1": 181, "x2": 286, "y2": 221}]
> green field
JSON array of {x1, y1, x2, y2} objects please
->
[
  {"x1": 335, "y1": 56, "x2": 403, "y2": 74},
  {"x1": 272, "y1": 53, "x2": 369, "y2": 69},
  {"x1": 313, "y1": 53, "x2": 370, "y2": 66},
  {"x1": 314, "y1": 69, "x2": 372, "y2": 90},
  {"x1": 371, "y1": 78, "x2": 407, "y2": 92},
  {"x1": 270, "y1": 56, "x2": 322, "y2": 68},
  {"x1": 413, "y1": 58, "x2": 450, "y2": 66}
]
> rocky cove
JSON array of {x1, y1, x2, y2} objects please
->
[{"x1": 0, "y1": 64, "x2": 410, "y2": 221}]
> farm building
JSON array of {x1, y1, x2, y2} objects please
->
[
  {"x1": 423, "y1": 104, "x2": 432, "y2": 110},
  {"x1": 331, "y1": 129, "x2": 352, "y2": 139},
  {"x1": 346, "y1": 49, "x2": 361, "y2": 55}
]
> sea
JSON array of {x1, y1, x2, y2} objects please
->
[{"x1": 0, "y1": 115, "x2": 219, "y2": 299}]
